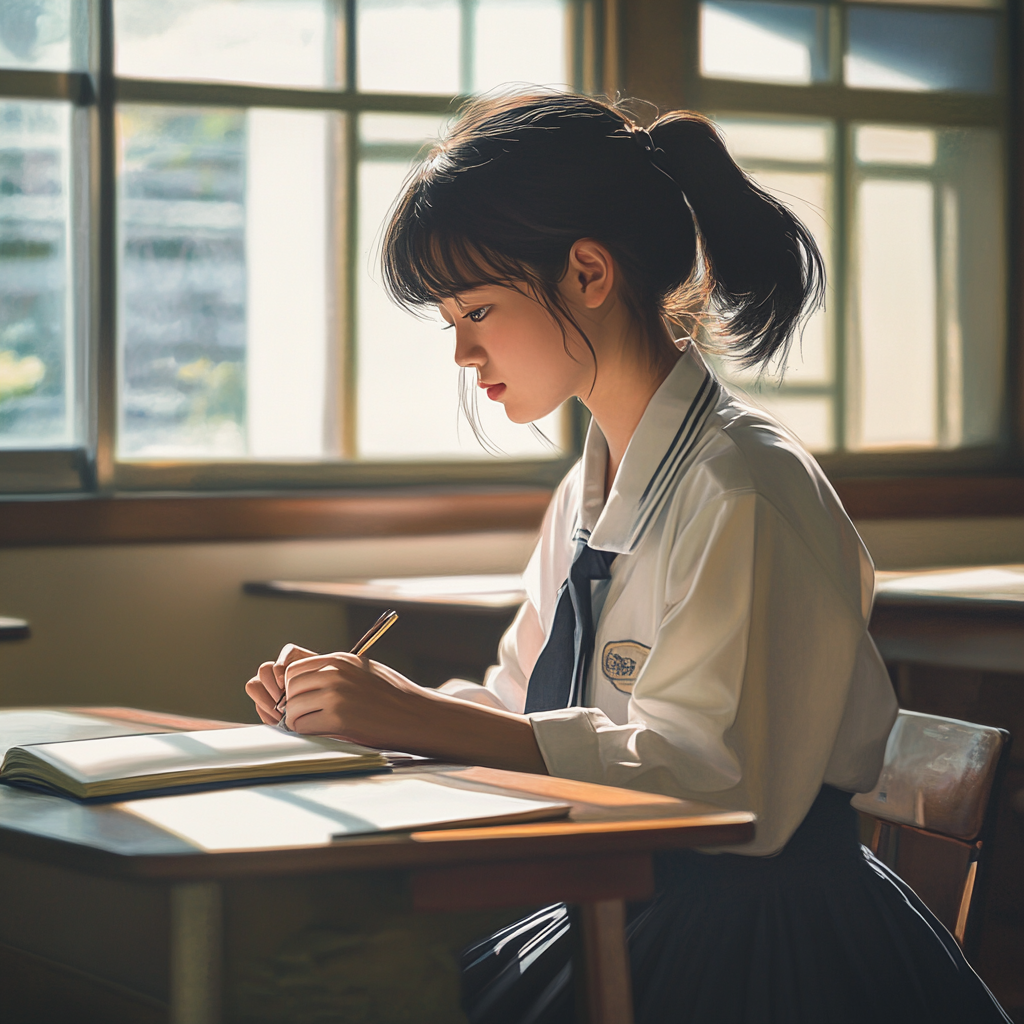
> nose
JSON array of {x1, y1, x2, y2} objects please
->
[{"x1": 453, "y1": 328, "x2": 486, "y2": 369}]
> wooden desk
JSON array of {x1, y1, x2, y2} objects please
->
[
  {"x1": 0, "y1": 707, "x2": 754, "y2": 1024},
  {"x1": 244, "y1": 576, "x2": 527, "y2": 687},
  {"x1": 0, "y1": 616, "x2": 30, "y2": 642},
  {"x1": 871, "y1": 566, "x2": 1024, "y2": 674},
  {"x1": 868, "y1": 566, "x2": 1024, "y2": 1014}
]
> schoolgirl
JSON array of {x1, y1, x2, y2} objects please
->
[{"x1": 246, "y1": 92, "x2": 1010, "y2": 1023}]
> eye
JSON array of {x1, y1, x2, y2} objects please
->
[{"x1": 466, "y1": 305, "x2": 491, "y2": 323}]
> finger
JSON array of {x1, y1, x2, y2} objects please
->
[
  {"x1": 274, "y1": 644, "x2": 319, "y2": 691},
  {"x1": 284, "y1": 660, "x2": 372, "y2": 701},
  {"x1": 246, "y1": 678, "x2": 282, "y2": 718},
  {"x1": 277, "y1": 643, "x2": 319, "y2": 668},
  {"x1": 257, "y1": 661, "x2": 283, "y2": 702},
  {"x1": 285, "y1": 652, "x2": 363, "y2": 685},
  {"x1": 254, "y1": 703, "x2": 281, "y2": 725}
]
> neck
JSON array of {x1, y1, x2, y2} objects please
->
[{"x1": 582, "y1": 327, "x2": 682, "y2": 497}]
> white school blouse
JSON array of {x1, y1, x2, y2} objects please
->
[{"x1": 441, "y1": 345, "x2": 898, "y2": 855}]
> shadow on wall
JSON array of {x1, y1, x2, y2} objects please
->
[{"x1": 0, "y1": 532, "x2": 536, "y2": 723}]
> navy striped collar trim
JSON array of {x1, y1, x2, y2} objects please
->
[
  {"x1": 581, "y1": 350, "x2": 721, "y2": 555},
  {"x1": 625, "y1": 371, "x2": 718, "y2": 550}
]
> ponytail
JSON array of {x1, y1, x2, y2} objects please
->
[
  {"x1": 648, "y1": 112, "x2": 825, "y2": 370},
  {"x1": 382, "y1": 92, "x2": 825, "y2": 376}
]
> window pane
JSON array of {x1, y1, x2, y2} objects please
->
[
  {"x1": 748, "y1": 394, "x2": 833, "y2": 452},
  {"x1": 700, "y1": 1, "x2": 828, "y2": 86},
  {"x1": 471, "y1": 0, "x2": 569, "y2": 93},
  {"x1": 0, "y1": 100, "x2": 76, "y2": 448},
  {"x1": 356, "y1": 114, "x2": 565, "y2": 460},
  {"x1": 115, "y1": 0, "x2": 341, "y2": 88},
  {"x1": 854, "y1": 0, "x2": 1000, "y2": 7},
  {"x1": 856, "y1": 125, "x2": 936, "y2": 166},
  {"x1": 845, "y1": 7, "x2": 997, "y2": 94},
  {"x1": 851, "y1": 126, "x2": 1005, "y2": 450},
  {"x1": 118, "y1": 106, "x2": 339, "y2": 459},
  {"x1": 714, "y1": 118, "x2": 835, "y2": 452},
  {"x1": 358, "y1": 0, "x2": 571, "y2": 95},
  {"x1": 357, "y1": 0, "x2": 461, "y2": 94},
  {"x1": 0, "y1": 1, "x2": 84, "y2": 71}
]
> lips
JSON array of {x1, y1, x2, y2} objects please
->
[{"x1": 479, "y1": 382, "x2": 507, "y2": 401}]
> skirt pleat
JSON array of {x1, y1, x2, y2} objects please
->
[{"x1": 460, "y1": 786, "x2": 1011, "y2": 1024}]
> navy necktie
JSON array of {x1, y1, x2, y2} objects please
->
[{"x1": 524, "y1": 537, "x2": 617, "y2": 713}]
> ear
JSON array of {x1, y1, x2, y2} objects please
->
[{"x1": 563, "y1": 239, "x2": 615, "y2": 310}]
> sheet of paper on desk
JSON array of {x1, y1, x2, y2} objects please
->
[{"x1": 120, "y1": 775, "x2": 570, "y2": 851}]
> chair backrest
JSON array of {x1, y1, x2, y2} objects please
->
[{"x1": 852, "y1": 710, "x2": 1011, "y2": 955}]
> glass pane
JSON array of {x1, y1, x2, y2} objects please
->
[
  {"x1": 115, "y1": 0, "x2": 340, "y2": 88},
  {"x1": 856, "y1": 0, "x2": 1000, "y2": 7},
  {"x1": 856, "y1": 126, "x2": 936, "y2": 166},
  {"x1": 713, "y1": 118, "x2": 835, "y2": 451},
  {"x1": 851, "y1": 126, "x2": 1005, "y2": 450},
  {"x1": 356, "y1": 114, "x2": 564, "y2": 460},
  {"x1": 118, "y1": 105, "x2": 338, "y2": 460},
  {"x1": 0, "y1": 1, "x2": 84, "y2": 71},
  {"x1": 748, "y1": 394, "x2": 832, "y2": 451},
  {"x1": 718, "y1": 119, "x2": 830, "y2": 163},
  {"x1": 0, "y1": 100, "x2": 75, "y2": 448},
  {"x1": 700, "y1": 1, "x2": 828, "y2": 86},
  {"x1": 845, "y1": 7, "x2": 997, "y2": 94},
  {"x1": 471, "y1": 0, "x2": 569, "y2": 92},
  {"x1": 357, "y1": 0, "x2": 461, "y2": 94}
]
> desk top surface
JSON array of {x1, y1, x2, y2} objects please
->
[
  {"x1": 874, "y1": 565, "x2": 1024, "y2": 614},
  {"x1": 248, "y1": 566, "x2": 1024, "y2": 616},
  {"x1": 245, "y1": 575, "x2": 527, "y2": 611},
  {"x1": 0, "y1": 708, "x2": 753, "y2": 881},
  {"x1": 0, "y1": 616, "x2": 30, "y2": 641}
]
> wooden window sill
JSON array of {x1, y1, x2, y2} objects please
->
[{"x1": 0, "y1": 476, "x2": 1021, "y2": 547}]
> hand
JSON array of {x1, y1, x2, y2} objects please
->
[
  {"x1": 245, "y1": 643, "x2": 318, "y2": 725},
  {"x1": 281, "y1": 653, "x2": 426, "y2": 745},
  {"x1": 282, "y1": 652, "x2": 549, "y2": 774}
]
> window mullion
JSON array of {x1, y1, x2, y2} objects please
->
[{"x1": 94, "y1": 0, "x2": 116, "y2": 491}]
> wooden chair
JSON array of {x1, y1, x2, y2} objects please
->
[{"x1": 852, "y1": 710, "x2": 1011, "y2": 957}]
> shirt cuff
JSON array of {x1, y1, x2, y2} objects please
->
[{"x1": 529, "y1": 707, "x2": 609, "y2": 783}]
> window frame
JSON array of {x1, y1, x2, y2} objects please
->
[
  {"x1": 0, "y1": 0, "x2": 603, "y2": 497},
  {"x1": 623, "y1": 0, "x2": 1022, "y2": 481},
  {"x1": 0, "y1": 0, "x2": 1020, "y2": 538}
]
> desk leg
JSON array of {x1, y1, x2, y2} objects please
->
[
  {"x1": 574, "y1": 899, "x2": 634, "y2": 1024},
  {"x1": 170, "y1": 881, "x2": 223, "y2": 1024}
]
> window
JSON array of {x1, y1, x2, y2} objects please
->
[
  {"x1": 689, "y1": 0, "x2": 1010, "y2": 469},
  {"x1": 0, "y1": 0, "x2": 602, "y2": 494}
]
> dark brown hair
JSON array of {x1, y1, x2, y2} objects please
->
[{"x1": 382, "y1": 90, "x2": 824, "y2": 375}]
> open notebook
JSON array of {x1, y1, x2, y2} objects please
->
[{"x1": 0, "y1": 725, "x2": 390, "y2": 800}]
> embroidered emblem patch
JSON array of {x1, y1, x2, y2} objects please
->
[{"x1": 601, "y1": 641, "x2": 651, "y2": 694}]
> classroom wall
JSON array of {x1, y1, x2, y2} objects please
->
[{"x1": 0, "y1": 516, "x2": 1021, "y2": 722}]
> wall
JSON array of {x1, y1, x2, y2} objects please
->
[
  {"x1": 0, "y1": 531, "x2": 535, "y2": 723},
  {"x1": 0, "y1": 516, "x2": 1021, "y2": 722}
]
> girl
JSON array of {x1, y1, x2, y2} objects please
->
[{"x1": 246, "y1": 92, "x2": 1010, "y2": 1023}]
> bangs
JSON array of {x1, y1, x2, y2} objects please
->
[{"x1": 381, "y1": 181, "x2": 559, "y2": 314}]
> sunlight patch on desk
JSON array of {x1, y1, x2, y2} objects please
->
[{"x1": 120, "y1": 776, "x2": 569, "y2": 851}]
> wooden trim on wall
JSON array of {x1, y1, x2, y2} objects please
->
[
  {"x1": 0, "y1": 489, "x2": 553, "y2": 548},
  {"x1": 0, "y1": 476, "x2": 1022, "y2": 548},
  {"x1": 834, "y1": 476, "x2": 1024, "y2": 521}
]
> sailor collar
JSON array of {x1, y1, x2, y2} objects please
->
[{"x1": 577, "y1": 345, "x2": 719, "y2": 555}]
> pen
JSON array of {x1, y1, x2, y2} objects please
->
[{"x1": 274, "y1": 609, "x2": 399, "y2": 729}]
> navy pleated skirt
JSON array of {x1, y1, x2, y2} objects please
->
[{"x1": 460, "y1": 786, "x2": 1011, "y2": 1024}]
